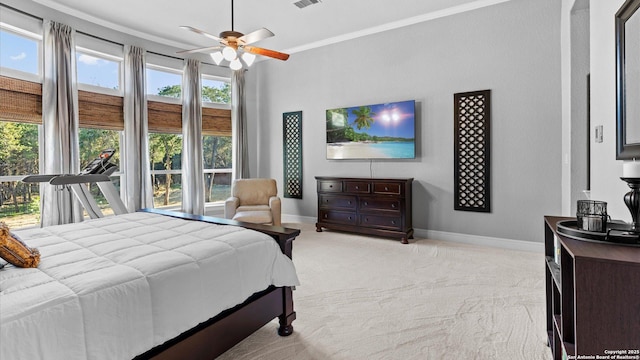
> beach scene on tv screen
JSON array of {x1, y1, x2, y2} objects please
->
[{"x1": 326, "y1": 100, "x2": 415, "y2": 159}]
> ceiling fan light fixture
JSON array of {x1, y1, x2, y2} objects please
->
[
  {"x1": 229, "y1": 58, "x2": 243, "y2": 70},
  {"x1": 241, "y1": 52, "x2": 256, "y2": 67},
  {"x1": 210, "y1": 51, "x2": 224, "y2": 65},
  {"x1": 222, "y1": 46, "x2": 237, "y2": 61}
]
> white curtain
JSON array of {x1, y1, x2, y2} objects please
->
[
  {"x1": 231, "y1": 69, "x2": 249, "y2": 179},
  {"x1": 181, "y1": 59, "x2": 204, "y2": 215},
  {"x1": 40, "y1": 20, "x2": 81, "y2": 227},
  {"x1": 122, "y1": 45, "x2": 153, "y2": 211}
]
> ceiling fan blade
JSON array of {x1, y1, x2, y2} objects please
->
[
  {"x1": 176, "y1": 45, "x2": 222, "y2": 55},
  {"x1": 238, "y1": 28, "x2": 274, "y2": 45},
  {"x1": 179, "y1": 26, "x2": 222, "y2": 42},
  {"x1": 244, "y1": 46, "x2": 290, "y2": 61}
]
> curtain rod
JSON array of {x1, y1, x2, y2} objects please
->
[
  {"x1": 0, "y1": 3, "x2": 42, "y2": 21},
  {"x1": 76, "y1": 30, "x2": 123, "y2": 47},
  {"x1": 146, "y1": 50, "x2": 219, "y2": 67}
]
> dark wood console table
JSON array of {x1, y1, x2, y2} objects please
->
[
  {"x1": 315, "y1": 176, "x2": 413, "y2": 244},
  {"x1": 544, "y1": 216, "x2": 640, "y2": 359}
]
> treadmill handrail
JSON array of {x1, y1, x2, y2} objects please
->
[{"x1": 49, "y1": 174, "x2": 111, "y2": 185}]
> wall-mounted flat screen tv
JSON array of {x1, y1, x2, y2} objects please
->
[{"x1": 326, "y1": 100, "x2": 416, "y2": 160}]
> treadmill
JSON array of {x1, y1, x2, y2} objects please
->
[{"x1": 22, "y1": 149, "x2": 128, "y2": 219}]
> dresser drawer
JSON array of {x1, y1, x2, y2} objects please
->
[
  {"x1": 345, "y1": 181, "x2": 371, "y2": 193},
  {"x1": 319, "y1": 195, "x2": 357, "y2": 209},
  {"x1": 360, "y1": 198, "x2": 401, "y2": 212},
  {"x1": 373, "y1": 182, "x2": 402, "y2": 195},
  {"x1": 319, "y1": 210, "x2": 357, "y2": 225},
  {"x1": 360, "y1": 214, "x2": 403, "y2": 230},
  {"x1": 318, "y1": 180, "x2": 343, "y2": 193}
]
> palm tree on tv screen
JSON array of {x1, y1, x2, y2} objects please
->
[{"x1": 351, "y1": 106, "x2": 376, "y2": 130}]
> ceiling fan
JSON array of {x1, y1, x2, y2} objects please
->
[{"x1": 177, "y1": 0, "x2": 289, "y2": 70}]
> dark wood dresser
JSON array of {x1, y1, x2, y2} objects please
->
[
  {"x1": 315, "y1": 176, "x2": 413, "y2": 244},
  {"x1": 544, "y1": 216, "x2": 640, "y2": 359}
]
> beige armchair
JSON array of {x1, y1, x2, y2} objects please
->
[{"x1": 224, "y1": 178, "x2": 281, "y2": 226}]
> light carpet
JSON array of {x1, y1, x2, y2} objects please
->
[{"x1": 218, "y1": 223, "x2": 552, "y2": 360}]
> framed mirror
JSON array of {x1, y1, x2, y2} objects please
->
[{"x1": 616, "y1": 0, "x2": 640, "y2": 159}]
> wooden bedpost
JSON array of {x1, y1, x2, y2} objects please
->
[
  {"x1": 278, "y1": 286, "x2": 296, "y2": 336},
  {"x1": 277, "y1": 233, "x2": 296, "y2": 336}
]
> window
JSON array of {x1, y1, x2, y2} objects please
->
[
  {"x1": 0, "y1": 121, "x2": 40, "y2": 228},
  {"x1": 202, "y1": 76, "x2": 231, "y2": 105},
  {"x1": 76, "y1": 48, "x2": 122, "y2": 94},
  {"x1": 149, "y1": 132, "x2": 182, "y2": 208},
  {"x1": 147, "y1": 65, "x2": 182, "y2": 100},
  {"x1": 203, "y1": 135, "x2": 232, "y2": 203},
  {"x1": 0, "y1": 26, "x2": 41, "y2": 82}
]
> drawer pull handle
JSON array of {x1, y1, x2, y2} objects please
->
[
  {"x1": 385, "y1": 187, "x2": 389, "y2": 191},
  {"x1": 365, "y1": 218, "x2": 369, "y2": 222},
  {"x1": 364, "y1": 202, "x2": 368, "y2": 206},
  {"x1": 324, "y1": 214, "x2": 328, "y2": 218},
  {"x1": 391, "y1": 220, "x2": 396, "y2": 225},
  {"x1": 329, "y1": 185, "x2": 333, "y2": 188},
  {"x1": 348, "y1": 201, "x2": 352, "y2": 204},
  {"x1": 326, "y1": 199, "x2": 329, "y2": 203},
  {"x1": 348, "y1": 216, "x2": 352, "y2": 220},
  {"x1": 391, "y1": 204, "x2": 396, "y2": 208},
  {"x1": 355, "y1": 186, "x2": 359, "y2": 189}
]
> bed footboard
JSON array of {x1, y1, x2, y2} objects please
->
[{"x1": 135, "y1": 209, "x2": 299, "y2": 359}]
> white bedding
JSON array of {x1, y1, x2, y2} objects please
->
[{"x1": 0, "y1": 212, "x2": 299, "y2": 360}]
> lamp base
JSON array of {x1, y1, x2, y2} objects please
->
[{"x1": 621, "y1": 177, "x2": 640, "y2": 233}]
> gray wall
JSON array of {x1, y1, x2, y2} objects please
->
[
  {"x1": 590, "y1": 0, "x2": 631, "y2": 221},
  {"x1": 246, "y1": 0, "x2": 562, "y2": 243},
  {"x1": 570, "y1": 4, "x2": 590, "y2": 213}
]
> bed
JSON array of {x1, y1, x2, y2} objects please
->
[{"x1": 0, "y1": 208, "x2": 299, "y2": 359}]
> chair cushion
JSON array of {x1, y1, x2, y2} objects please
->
[
  {"x1": 232, "y1": 210, "x2": 273, "y2": 225},
  {"x1": 236, "y1": 205, "x2": 271, "y2": 212}
]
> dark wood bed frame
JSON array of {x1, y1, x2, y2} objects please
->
[{"x1": 133, "y1": 208, "x2": 299, "y2": 360}]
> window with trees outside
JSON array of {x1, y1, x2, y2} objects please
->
[
  {"x1": 0, "y1": 121, "x2": 40, "y2": 229},
  {"x1": 201, "y1": 74, "x2": 232, "y2": 201},
  {"x1": 149, "y1": 132, "x2": 182, "y2": 208},
  {"x1": 147, "y1": 64, "x2": 183, "y2": 208},
  {"x1": 147, "y1": 66, "x2": 181, "y2": 99},
  {"x1": 202, "y1": 76, "x2": 230, "y2": 105},
  {"x1": 146, "y1": 65, "x2": 233, "y2": 208},
  {"x1": 0, "y1": 22, "x2": 42, "y2": 229}
]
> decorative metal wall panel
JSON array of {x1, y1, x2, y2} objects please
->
[
  {"x1": 454, "y1": 90, "x2": 491, "y2": 212},
  {"x1": 283, "y1": 111, "x2": 303, "y2": 199}
]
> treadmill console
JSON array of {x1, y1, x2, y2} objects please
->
[{"x1": 80, "y1": 149, "x2": 117, "y2": 175}]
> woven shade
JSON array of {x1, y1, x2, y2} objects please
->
[
  {"x1": 78, "y1": 90, "x2": 123, "y2": 130},
  {"x1": 0, "y1": 76, "x2": 42, "y2": 124},
  {"x1": 0, "y1": 76, "x2": 231, "y2": 135}
]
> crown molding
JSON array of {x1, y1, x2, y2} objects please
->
[{"x1": 283, "y1": 0, "x2": 512, "y2": 55}]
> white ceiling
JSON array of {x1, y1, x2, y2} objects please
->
[{"x1": 31, "y1": 0, "x2": 508, "y2": 55}]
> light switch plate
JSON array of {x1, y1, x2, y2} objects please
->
[{"x1": 595, "y1": 125, "x2": 603, "y2": 143}]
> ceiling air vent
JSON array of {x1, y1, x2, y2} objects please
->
[{"x1": 293, "y1": 0, "x2": 321, "y2": 9}]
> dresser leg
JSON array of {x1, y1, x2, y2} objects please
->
[
  {"x1": 401, "y1": 237, "x2": 409, "y2": 244},
  {"x1": 315, "y1": 224, "x2": 323, "y2": 232}
]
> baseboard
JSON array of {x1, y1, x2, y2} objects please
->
[
  {"x1": 282, "y1": 214, "x2": 316, "y2": 224},
  {"x1": 415, "y1": 228, "x2": 544, "y2": 253},
  {"x1": 283, "y1": 213, "x2": 543, "y2": 253}
]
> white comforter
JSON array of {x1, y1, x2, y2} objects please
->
[{"x1": 0, "y1": 212, "x2": 299, "y2": 360}]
